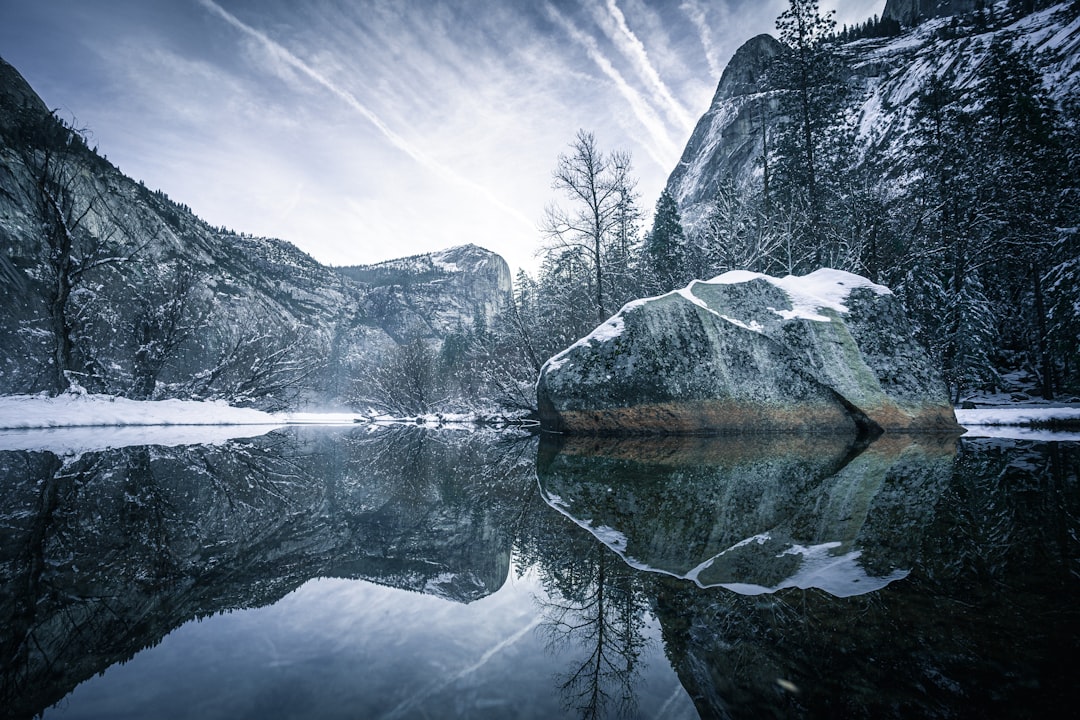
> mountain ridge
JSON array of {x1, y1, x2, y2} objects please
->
[{"x1": 0, "y1": 55, "x2": 511, "y2": 407}]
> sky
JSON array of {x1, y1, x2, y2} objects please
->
[{"x1": 0, "y1": 0, "x2": 882, "y2": 274}]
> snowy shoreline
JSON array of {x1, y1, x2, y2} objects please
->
[
  {"x1": 0, "y1": 393, "x2": 289, "y2": 429},
  {"x1": 953, "y1": 406, "x2": 1080, "y2": 428},
  {"x1": 953, "y1": 406, "x2": 1080, "y2": 441},
  {"x1": 0, "y1": 394, "x2": 1077, "y2": 449},
  {"x1": 0, "y1": 393, "x2": 537, "y2": 454}
]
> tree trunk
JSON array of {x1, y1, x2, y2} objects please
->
[
  {"x1": 1031, "y1": 264, "x2": 1055, "y2": 400},
  {"x1": 48, "y1": 248, "x2": 74, "y2": 394}
]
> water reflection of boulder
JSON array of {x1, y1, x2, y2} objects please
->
[
  {"x1": 537, "y1": 434, "x2": 956, "y2": 597},
  {"x1": 653, "y1": 438, "x2": 1080, "y2": 720},
  {"x1": 0, "y1": 427, "x2": 533, "y2": 719}
]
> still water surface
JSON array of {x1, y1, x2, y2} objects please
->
[{"x1": 0, "y1": 426, "x2": 1076, "y2": 719}]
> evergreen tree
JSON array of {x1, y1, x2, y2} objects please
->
[
  {"x1": 767, "y1": 0, "x2": 850, "y2": 267},
  {"x1": 940, "y1": 273, "x2": 999, "y2": 403},
  {"x1": 975, "y1": 38, "x2": 1063, "y2": 397},
  {"x1": 643, "y1": 190, "x2": 690, "y2": 292}
]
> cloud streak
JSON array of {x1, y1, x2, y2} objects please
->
[
  {"x1": 599, "y1": 0, "x2": 695, "y2": 132},
  {"x1": 680, "y1": 0, "x2": 723, "y2": 80},
  {"x1": 196, "y1": 0, "x2": 536, "y2": 232},
  {"x1": 544, "y1": 2, "x2": 679, "y2": 168}
]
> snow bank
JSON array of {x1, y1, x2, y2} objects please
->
[
  {"x1": 956, "y1": 406, "x2": 1080, "y2": 426},
  {"x1": 956, "y1": 406, "x2": 1080, "y2": 441},
  {"x1": 0, "y1": 393, "x2": 280, "y2": 430}
]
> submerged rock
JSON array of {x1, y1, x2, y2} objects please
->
[{"x1": 536, "y1": 269, "x2": 959, "y2": 436}]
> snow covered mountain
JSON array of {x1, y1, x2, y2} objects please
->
[
  {"x1": 0, "y1": 57, "x2": 511, "y2": 407},
  {"x1": 666, "y1": 1, "x2": 1080, "y2": 234},
  {"x1": 338, "y1": 243, "x2": 512, "y2": 344}
]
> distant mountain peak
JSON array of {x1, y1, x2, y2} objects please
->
[{"x1": 713, "y1": 34, "x2": 784, "y2": 102}]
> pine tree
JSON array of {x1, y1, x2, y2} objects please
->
[
  {"x1": 976, "y1": 38, "x2": 1064, "y2": 398},
  {"x1": 767, "y1": 0, "x2": 850, "y2": 268},
  {"x1": 643, "y1": 190, "x2": 690, "y2": 292}
]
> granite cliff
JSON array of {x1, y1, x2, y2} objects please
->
[{"x1": 665, "y1": 2, "x2": 1080, "y2": 236}]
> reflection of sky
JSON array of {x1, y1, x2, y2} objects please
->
[
  {"x1": 48, "y1": 564, "x2": 697, "y2": 719},
  {"x1": 0, "y1": 0, "x2": 882, "y2": 274}
]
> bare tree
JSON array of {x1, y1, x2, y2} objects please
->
[
  {"x1": 12, "y1": 109, "x2": 147, "y2": 393},
  {"x1": 350, "y1": 336, "x2": 446, "y2": 417},
  {"x1": 179, "y1": 323, "x2": 324, "y2": 410},
  {"x1": 129, "y1": 262, "x2": 207, "y2": 399},
  {"x1": 542, "y1": 130, "x2": 638, "y2": 323}
]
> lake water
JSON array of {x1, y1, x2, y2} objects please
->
[{"x1": 0, "y1": 426, "x2": 1076, "y2": 719}]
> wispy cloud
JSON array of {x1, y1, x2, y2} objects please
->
[
  {"x1": 544, "y1": 2, "x2": 679, "y2": 168},
  {"x1": 597, "y1": 0, "x2": 695, "y2": 132},
  {"x1": 680, "y1": 0, "x2": 723, "y2": 80},
  {"x1": 196, "y1": 0, "x2": 535, "y2": 232}
]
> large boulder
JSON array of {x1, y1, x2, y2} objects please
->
[{"x1": 536, "y1": 269, "x2": 959, "y2": 436}]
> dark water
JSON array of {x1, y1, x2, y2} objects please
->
[{"x1": 0, "y1": 426, "x2": 1077, "y2": 719}]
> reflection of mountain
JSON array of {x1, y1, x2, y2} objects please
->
[
  {"x1": 537, "y1": 434, "x2": 955, "y2": 597},
  {"x1": 0, "y1": 428, "x2": 534, "y2": 719}
]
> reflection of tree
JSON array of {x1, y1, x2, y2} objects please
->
[{"x1": 516, "y1": 506, "x2": 652, "y2": 719}]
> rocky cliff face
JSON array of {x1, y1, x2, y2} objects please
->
[
  {"x1": 665, "y1": 2, "x2": 1080, "y2": 236},
  {"x1": 0, "y1": 57, "x2": 511, "y2": 406},
  {"x1": 665, "y1": 34, "x2": 783, "y2": 231},
  {"x1": 337, "y1": 243, "x2": 512, "y2": 344},
  {"x1": 536, "y1": 269, "x2": 959, "y2": 435}
]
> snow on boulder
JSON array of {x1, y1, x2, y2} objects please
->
[{"x1": 536, "y1": 269, "x2": 959, "y2": 436}]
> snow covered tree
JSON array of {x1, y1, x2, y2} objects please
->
[
  {"x1": 129, "y1": 262, "x2": 206, "y2": 400},
  {"x1": 179, "y1": 322, "x2": 324, "y2": 410},
  {"x1": 534, "y1": 247, "x2": 598, "y2": 356},
  {"x1": 974, "y1": 38, "x2": 1064, "y2": 398},
  {"x1": 351, "y1": 336, "x2": 443, "y2": 416},
  {"x1": 643, "y1": 190, "x2": 691, "y2": 292},
  {"x1": 767, "y1": 0, "x2": 850, "y2": 267},
  {"x1": 698, "y1": 178, "x2": 790, "y2": 277},
  {"x1": 1044, "y1": 97, "x2": 1080, "y2": 392},
  {"x1": 940, "y1": 273, "x2": 999, "y2": 403},
  {"x1": 542, "y1": 130, "x2": 639, "y2": 323}
]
